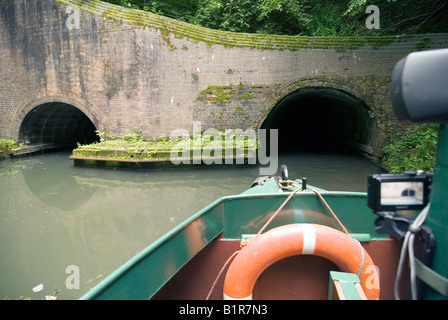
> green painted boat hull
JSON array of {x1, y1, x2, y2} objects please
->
[{"x1": 80, "y1": 177, "x2": 384, "y2": 300}]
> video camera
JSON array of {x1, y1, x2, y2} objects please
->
[
  {"x1": 367, "y1": 171, "x2": 433, "y2": 240},
  {"x1": 369, "y1": 48, "x2": 448, "y2": 300},
  {"x1": 367, "y1": 171, "x2": 432, "y2": 213},
  {"x1": 366, "y1": 48, "x2": 448, "y2": 239}
]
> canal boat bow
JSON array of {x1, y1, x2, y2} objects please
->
[
  {"x1": 80, "y1": 49, "x2": 448, "y2": 301},
  {"x1": 79, "y1": 172, "x2": 397, "y2": 300}
]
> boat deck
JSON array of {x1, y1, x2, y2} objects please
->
[
  {"x1": 80, "y1": 178, "x2": 406, "y2": 300},
  {"x1": 152, "y1": 233, "x2": 404, "y2": 300}
]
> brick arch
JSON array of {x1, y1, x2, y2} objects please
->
[
  {"x1": 254, "y1": 77, "x2": 375, "y2": 128},
  {"x1": 12, "y1": 95, "x2": 103, "y2": 143},
  {"x1": 1, "y1": 0, "x2": 446, "y2": 150},
  {"x1": 254, "y1": 78, "x2": 381, "y2": 156}
]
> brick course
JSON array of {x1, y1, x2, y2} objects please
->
[{"x1": 0, "y1": 0, "x2": 447, "y2": 156}]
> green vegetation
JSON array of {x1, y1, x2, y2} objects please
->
[
  {"x1": 238, "y1": 92, "x2": 254, "y2": 100},
  {"x1": 382, "y1": 124, "x2": 438, "y2": 173},
  {"x1": 72, "y1": 128, "x2": 258, "y2": 162},
  {"x1": 200, "y1": 85, "x2": 234, "y2": 104},
  {"x1": 103, "y1": 0, "x2": 448, "y2": 36},
  {"x1": 66, "y1": 0, "x2": 445, "y2": 171},
  {"x1": 64, "y1": 0, "x2": 448, "y2": 52},
  {"x1": 199, "y1": 84, "x2": 254, "y2": 104},
  {"x1": 0, "y1": 138, "x2": 19, "y2": 159}
]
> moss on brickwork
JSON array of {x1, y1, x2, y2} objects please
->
[
  {"x1": 200, "y1": 85, "x2": 232, "y2": 104},
  {"x1": 57, "y1": 0, "x2": 418, "y2": 51},
  {"x1": 199, "y1": 84, "x2": 255, "y2": 104},
  {"x1": 414, "y1": 37, "x2": 432, "y2": 50}
]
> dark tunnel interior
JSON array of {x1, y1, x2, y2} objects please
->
[
  {"x1": 19, "y1": 102, "x2": 99, "y2": 148},
  {"x1": 261, "y1": 87, "x2": 373, "y2": 154}
]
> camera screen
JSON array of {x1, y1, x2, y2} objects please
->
[{"x1": 380, "y1": 181, "x2": 424, "y2": 206}]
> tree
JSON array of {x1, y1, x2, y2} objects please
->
[
  {"x1": 345, "y1": 0, "x2": 448, "y2": 35},
  {"x1": 103, "y1": 0, "x2": 448, "y2": 36},
  {"x1": 190, "y1": 0, "x2": 313, "y2": 35}
]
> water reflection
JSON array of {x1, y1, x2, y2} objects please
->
[
  {"x1": 0, "y1": 151, "x2": 381, "y2": 299},
  {"x1": 0, "y1": 152, "x2": 258, "y2": 300},
  {"x1": 21, "y1": 155, "x2": 96, "y2": 211}
]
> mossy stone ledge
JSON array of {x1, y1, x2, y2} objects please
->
[{"x1": 58, "y1": 0, "x2": 419, "y2": 51}]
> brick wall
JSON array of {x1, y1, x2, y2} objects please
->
[{"x1": 1, "y1": 0, "x2": 447, "y2": 156}]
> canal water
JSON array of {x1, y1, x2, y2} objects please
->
[{"x1": 0, "y1": 151, "x2": 382, "y2": 300}]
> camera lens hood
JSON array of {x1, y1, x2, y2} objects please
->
[{"x1": 391, "y1": 48, "x2": 448, "y2": 123}]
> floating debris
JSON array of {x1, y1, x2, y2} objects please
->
[{"x1": 32, "y1": 284, "x2": 43, "y2": 293}]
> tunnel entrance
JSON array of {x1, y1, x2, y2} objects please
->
[
  {"x1": 19, "y1": 102, "x2": 99, "y2": 152},
  {"x1": 261, "y1": 87, "x2": 374, "y2": 155}
]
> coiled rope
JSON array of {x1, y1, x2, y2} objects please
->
[{"x1": 205, "y1": 178, "x2": 351, "y2": 299}]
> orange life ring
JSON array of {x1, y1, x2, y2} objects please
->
[{"x1": 223, "y1": 223, "x2": 380, "y2": 300}]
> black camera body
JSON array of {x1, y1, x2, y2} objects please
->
[
  {"x1": 391, "y1": 48, "x2": 448, "y2": 124},
  {"x1": 381, "y1": 48, "x2": 446, "y2": 299},
  {"x1": 367, "y1": 171, "x2": 433, "y2": 212},
  {"x1": 367, "y1": 171, "x2": 433, "y2": 240}
]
